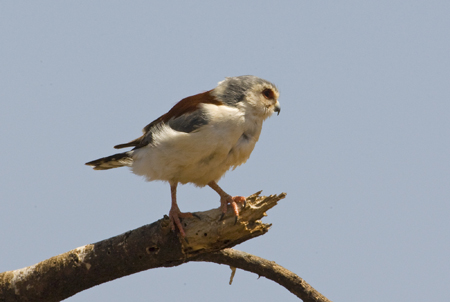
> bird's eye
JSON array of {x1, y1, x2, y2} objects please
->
[{"x1": 262, "y1": 88, "x2": 274, "y2": 100}]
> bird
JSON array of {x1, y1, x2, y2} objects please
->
[{"x1": 86, "y1": 75, "x2": 281, "y2": 237}]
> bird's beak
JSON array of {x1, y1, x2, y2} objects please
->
[{"x1": 274, "y1": 102, "x2": 281, "y2": 115}]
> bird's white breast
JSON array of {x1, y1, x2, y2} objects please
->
[{"x1": 130, "y1": 103, "x2": 263, "y2": 186}]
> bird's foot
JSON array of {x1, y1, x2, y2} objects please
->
[
  {"x1": 219, "y1": 195, "x2": 246, "y2": 223},
  {"x1": 169, "y1": 206, "x2": 195, "y2": 238}
]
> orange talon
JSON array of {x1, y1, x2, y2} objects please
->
[
  {"x1": 169, "y1": 182, "x2": 194, "y2": 237},
  {"x1": 208, "y1": 181, "x2": 246, "y2": 221}
]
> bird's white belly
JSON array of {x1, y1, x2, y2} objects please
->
[{"x1": 131, "y1": 118, "x2": 259, "y2": 186}]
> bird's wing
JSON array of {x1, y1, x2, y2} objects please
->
[
  {"x1": 166, "y1": 109, "x2": 209, "y2": 133},
  {"x1": 114, "y1": 90, "x2": 223, "y2": 150},
  {"x1": 113, "y1": 117, "x2": 161, "y2": 149}
]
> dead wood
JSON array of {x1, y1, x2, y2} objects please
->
[{"x1": 0, "y1": 192, "x2": 330, "y2": 302}]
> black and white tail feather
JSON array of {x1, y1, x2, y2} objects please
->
[{"x1": 85, "y1": 151, "x2": 133, "y2": 170}]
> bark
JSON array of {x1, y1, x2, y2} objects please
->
[
  {"x1": 0, "y1": 192, "x2": 331, "y2": 302},
  {"x1": 194, "y1": 249, "x2": 332, "y2": 302}
]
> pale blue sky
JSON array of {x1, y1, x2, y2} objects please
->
[{"x1": 1, "y1": 1, "x2": 449, "y2": 301}]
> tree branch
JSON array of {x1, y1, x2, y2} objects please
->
[
  {"x1": 0, "y1": 192, "x2": 331, "y2": 302},
  {"x1": 193, "y1": 249, "x2": 332, "y2": 302}
]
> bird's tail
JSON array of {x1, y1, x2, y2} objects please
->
[{"x1": 85, "y1": 151, "x2": 133, "y2": 170}]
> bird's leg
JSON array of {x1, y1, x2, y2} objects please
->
[
  {"x1": 168, "y1": 182, "x2": 193, "y2": 237},
  {"x1": 208, "y1": 181, "x2": 246, "y2": 221}
]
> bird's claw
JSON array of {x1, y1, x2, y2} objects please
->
[
  {"x1": 218, "y1": 213, "x2": 239, "y2": 224},
  {"x1": 219, "y1": 213, "x2": 225, "y2": 221},
  {"x1": 218, "y1": 196, "x2": 246, "y2": 222}
]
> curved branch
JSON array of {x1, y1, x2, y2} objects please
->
[
  {"x1": 0, "y1": 192, "x2": 330, "y2": 302},
  {"x1": 194, "y1": 249, "x2": 331, "y2": 302}
]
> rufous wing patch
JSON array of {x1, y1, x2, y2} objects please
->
[
  {"x1": 114, "y1": 90, "x2": 223, "y2": 150},
  {"x1": 159, "y1": 90, "x2": 223, "y2": 122}
]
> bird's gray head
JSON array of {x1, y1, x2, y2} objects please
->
[{"x1": 212, "y1": 75, "x2": 281, "y2": 118}]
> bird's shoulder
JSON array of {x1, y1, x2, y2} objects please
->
[{"x1": 114, "y1": 90, "x2": 227, "y2": 149}]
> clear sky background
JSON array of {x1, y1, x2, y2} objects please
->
[{"x1": 1, "y1": 1, "x2": 449, "y2": 301}]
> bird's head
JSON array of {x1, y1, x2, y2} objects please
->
[{"x1": 212, "y1": 75, "x2": 280, "y2": 120}]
